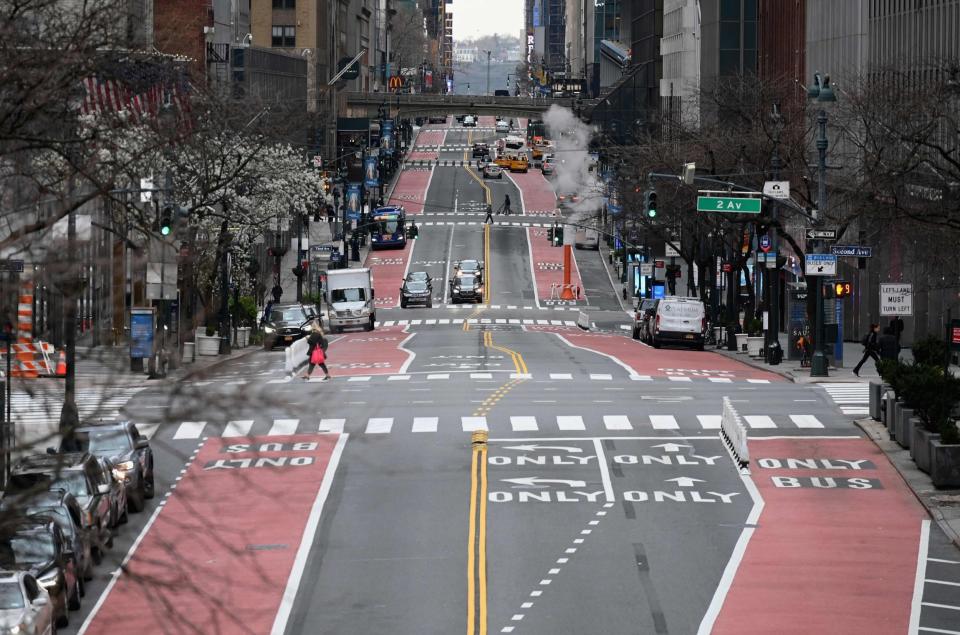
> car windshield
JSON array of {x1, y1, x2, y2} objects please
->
[
  {"x1": 331, "y1": 288, "x2": 367, "y2": 303},
  {"x1": 407, "y1": 272, "x2": 428, "y2": 281},
  {"x1": 458, "y1": 276, "x2": 477, "y2": 287},
  {"x1": 25, "y1": 508, "x2": 71, "y2": 535},
  {"x1": 270, "y1": 308, "x2": 306, "y2": 323},
  {"x1": 661, "y1": 302, "x2": 703, "y2": 318},
  {"x1": 0, "y1": 583, "x2": 23, "y2": 610},
  {"x1": 69, "y1": 429, "x2": 131, "y2": 454},
  {"x1": 51, "y1": 472, "x2": 91, "y2": 497},
  {"x1": 406, "y1": 282, "x2": 428, "y2": 292},
  {"x1": 459, "y1": 261, "x2": 478, "y2": 271},
  {"x1": 0, "y1": 535, "x2": 55, "y2": 567}
]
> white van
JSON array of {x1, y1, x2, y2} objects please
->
[
  {"x1": 574, "y1": 226, "x2": 599, "y2": 250},
  {"x1": 650, "y1": 297, "x2": 706, "y2": 350}
]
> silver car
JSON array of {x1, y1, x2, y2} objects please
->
[{"x1": 0, "y1": 571, "x2": 54, "y2": 635}]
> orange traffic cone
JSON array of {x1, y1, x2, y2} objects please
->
[{"x1": 56, "y1": 350, "x2": 66, "y2": 376}]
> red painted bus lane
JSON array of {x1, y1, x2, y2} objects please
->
[
  {"x1": 322, "y1": 325, "x2": 414, "y2": 377},
  {"x1": 387, "y1": 168, "x2": 431, "y2": 215},
  {"x1": 529, "y1": 327, "x2": 783, "y2": 382},
  {"x1": 408, "y1": 128, "x2": 446, "y2": 161},
  {"x1": 709, "y1": 437, "x2": 927, "y2": 634},
  {"x1": 526, "y1": 227, "x2": 585, "y2": 305},
  {"x1": 83, "y1": 434, "x2": 344, "y2": 635}
]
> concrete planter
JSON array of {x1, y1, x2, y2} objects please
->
[
  {"x1": 930, "y1": 439, "x2": 960, "y2": 489},
  {"x1": 195, "y1": 334, "x2": 220, "y2": 356},
  {"x1": 869, "y1": 382, "x2": 883, "y2": 421},
  {"x1": 746, "y1": 336, "x2": 765, "y2": 357},
  {"x1": 911, "y1": 427, "x2": 940, "y2": 474},
  {"x1": 884, "y1": 394, "x2": 897, "y2": 436},
  {"x1": 232, "y1": 327, "x2": 250, "y2": 348},
  {"x1": 735, "y1": 333, "x2": 750, "y2": 353},
  {"x1": 182, "y1": 342, "x2": 195, "y2": 364},
  {"x1": 896, "y1": 408, "x2": 915, "y2": 449}
]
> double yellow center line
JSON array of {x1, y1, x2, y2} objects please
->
[
  {"x1": 483, "y1": 330, "x2": 528, "y2": 375},
  {"x1": 467, "y1": 430, "x2": 488, "y2": 635}
]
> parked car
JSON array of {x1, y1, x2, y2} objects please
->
[
  {"x1": 58, "y1": 421, "x2": 155, "y2": 513},
  {"x1": 632, "y1": 298, "x2": 658, "y2": 342},
  {"x1": 427, "y1": 115, "x2": 447, "y2": 124},
  {"x1": 0, "y1": 490, "x2": 94, "y2": 581},
  {"x1": 0, "y1": 522, "x2": 80, "y2": 625},
  {"x1": 482, "y1": 164, "x2": 503, "y2": 179},
  {"x1": 8, "y1": 454, "x2": 113, "y2": 558},
  {"x1": 0, "y1": 571, "x2": 54, "y2": 635},
  {"x1": 90, "y1": 456, "x2": 126, "y2": 529},
  {"x1": 463, "y1": 115, "x2": 477, "y2": 127},
  {"x1": 495, "y1": 120, "x2": 510, "y2": 133},
  {"x1": 262, "y1": 303, "x2": 313, "y2": 350},
  {"x1": 450, "y1": 274, "x2": 484, "y2": 304},
  {"x1": 400, "y1": 280, "x2": 432, "y2": 308},
  {"x1": 471, "y1": 142, "x2": 489, "y2": 158},
  {"x1": 649, "y1": 297, "x2": 707, "y2": 350}
]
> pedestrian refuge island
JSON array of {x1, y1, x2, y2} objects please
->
[{"x1": 720, "y1": 396, "x2": 750, "y2": 473}]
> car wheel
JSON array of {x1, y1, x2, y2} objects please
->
[
  {"x1": 105, "y1": 530, "x2": 113, "y2": 549},
  {"x1": 68, "y1": 579, "x2": 81, "y2": 611},
  {"x1": 632, "y1": 327, "x2": 640, "y2": 340},
  {"x1": 400, "y1": 299, "x2": 407, "y2": 308},
  {"x1": 119, "y1": 501, "x2": 129, "y2": 524},
  {"x1": 82, "y1": 558, "x2": 93, "y2": 581},
  {"x1": 696, "y1": 342, "x2": 705, "y2": 351},
  {"x1": 130, "y1": 485, "x2": 145, "y2": 512},
  {"x1": 56, "y1": 599, "x2": 69, "y2": 627},
  {"x1": 144, "y1": 472, "x2": 155, "y2": 499},
  {"x1": 652, "y1": 338, "x2": 662, "y2": 349},
  {"x1": 427, "y1": 300, "x2": 433, "y2": 308}
]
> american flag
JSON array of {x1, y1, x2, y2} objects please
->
[{"x1": 80, "y1": 76, "x2": 191, "y2": 131}]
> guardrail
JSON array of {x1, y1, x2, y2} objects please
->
[{"x1": 720, "y1": 396, "x2": 750, "y2": 473}]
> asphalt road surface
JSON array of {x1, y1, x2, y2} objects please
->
[{"x1": 68, "y1": 117, "x2": 960, "y2": 635}]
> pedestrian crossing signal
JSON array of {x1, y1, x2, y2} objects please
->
[{"x1": 834, "y1": 280, "x2": 852, "y2": 298}]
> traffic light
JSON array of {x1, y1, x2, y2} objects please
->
[
  {"x1": 553, "y1": 224, "x2": 563, "y2": 246},
  {"x1": 833, "y1": 280, "x2": 852, "y2": 298},
  {"x1": 158, "y1": 205, "x2": 174, "y2": 236},
  {"x1": 644, "y1": 190, "x2": 657, "y2": 218}
]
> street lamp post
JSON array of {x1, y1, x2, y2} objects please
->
[
  {"x1": 766, "y1": 101, "x2": 784, "y2": 365},
  {"x1": 485, "y1": 50, "x2": 491, "y2": 95},
  {"x1": 807, "y1": 72, "x2": 837, "y2": 377}
]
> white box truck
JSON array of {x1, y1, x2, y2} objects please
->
[{"x1": 325, "y1": 268, "x2": 375, "y2": 332}]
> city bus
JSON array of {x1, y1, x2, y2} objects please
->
[{"x1": 370, "y1": 206, "x2": 407, "y2": 249}]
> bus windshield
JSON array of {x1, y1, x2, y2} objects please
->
[{"x1": 376, "y1": 217, "x2": 403, "y2": 236}]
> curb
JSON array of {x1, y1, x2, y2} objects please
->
[
  {"x1": 855, "y1": 418, "x2": 960, "y2": 549},
  {"x1": 176, "y1": 345, "x2": 261, "y2": 383},
  {"x1": 712, "y1": 346, "x2": 798, "y2": 383}
]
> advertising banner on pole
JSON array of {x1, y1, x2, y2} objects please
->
[
  {"x1": 381, "y1": 120, "x2": 394, "y2": 156},
  {"x1": 345, "y1": 184, "x2": 362, "y2": 221},
  {"x1": 129, "y1": 308, "x2": 155, "y2": 359},
  {"x1": 364, "y1": 157, "x2": 379, "y2": 188}
]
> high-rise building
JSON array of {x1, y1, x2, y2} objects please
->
[{"x1": 659, "y1": 0, "x2": 699, "y2": 128}]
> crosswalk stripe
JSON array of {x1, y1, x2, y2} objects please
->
[
  {"x1": 388, "y1": 375, "x2": 411, "y2": 381},
  {"x1": 174, "y1": 421, "x2": 205, "y2": 439},
  {"x1": 790, "y1": 414, "x2": 825, "y2": 429},
  {"x1": 744, "y1": 415, "x2": 777, "y2": 429},
  {"x1": 428, "y1": 373, "x2": 450, "y2": 380},
  {"x1": 135, "y1": 423, "x2": 159, "y2": 439},
  {"x1": 746, "y1": 379, "x2": 770, "y2": 384},
  {"x1": 471, "y1": 373, "x2": 493, "y2": 379},
  {"x1": 510, "y1": 416, "x2": 539, "y2": 431},
  {"x1": 697, "y1": 415, "x2": 722, "y2": 429},
  {"x1": 557, "y1": 415, "x2": 585, "y2": 431},
  {"x1": 348, "y1": 376, "x2": 372, "y2": 382},
  {"x1": 630, "y1": 375, "x2": 653, "y2": 381},
  {"x1": 589, "y1": 374, "x2": 612, "y2": 381},
  {"x1": 462, "y1": 416, "x2": 488, "y2": 431},
  {"x1": 319, "y1": 418, "x2": 345, "y2": 433},
  {"x1": 603, "y1": 415, "x2": 632, "y2": 430},
  {"x1": 668, "y1": 376, "x2": 693, "y2": 382},
  {"x1": 708, "y1": 377, "x2": 733, "y2": 383},
  {"x1": 650, "y1": 415, "x2": 679, "y2": 430},
  {"x1": 382, "y1": 320, "x2": 396, "y2": 326},
  {"x1": 268, "y1": 418, "x2": 299, "y2": 436},
  {"x1": 223, "y1": 420, "x2": 254, "y2": 437},
  {"x1": 550, "y1": 373, "x2": 572, "y2": 380},
  {"x1": 412, "y1": 417, "x2": 439, "y2": 432},
  {"x1": 365, "y1": 418, "x2": 393, "y2": 434}
]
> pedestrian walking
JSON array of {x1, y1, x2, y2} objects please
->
[
  {"x1": 484, "y1": 203, "x2": 494, "y2": 224},
  {"x1": 501, "y1": 194, "x2": 512, "y2": 215},
  {"x1": 303, "y1": 323, "x2": 331, "y2": 381},
  {"x1": 853, "y1": 323, "x2": 881, "y2": 377},
  {"x1": 878, "y1": 325, "x2": 900, "y2": 361},
  {"x1": 890, "y1": 316, "x2": 905, "y2": 345}
]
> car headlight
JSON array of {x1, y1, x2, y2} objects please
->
[
  {"x1": 264, "y1": 326, "x2": 275, "y2": 334},
  {"x1": 115, "y1": 460, "x2": 135, "y2": 472},
  {"x1": 37, "y1": 569, "x2": 60, "y2": 590}
]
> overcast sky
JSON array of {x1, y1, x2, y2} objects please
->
[{"x1": 451, "y1": 0, "x2": 524, "y2": 41}]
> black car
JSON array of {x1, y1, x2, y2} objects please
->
[
  {"x1": 400, "y1": 280, "x2": 432, "y2": 308},
  {"x1": 262, "y1": 303, "x2": 313, "y2": 350},
  {"x1": 8, "y1": 454, "x2": 113, "y2": 558},
  {"x1": 0, "y1": 521, "x2": 80, "y2": 626},
  {"x1": 0, "y1": 490, "x2": 94, "y2": 582},
  {"x1": 471, "y1": 143, "x2": 490, "y2": 158},
  {"x1": 427, "y1": 115, "x2": 446, "y2": 124},
  {"x1": 405, "y1": 271, "x2": 432, "y2": 288},
  {"x1": 58, "y1": 421, "x2": 154, "y2": 513},
  {"x1": 451, "y1": 274, "x2": 484, "y2": 304}
]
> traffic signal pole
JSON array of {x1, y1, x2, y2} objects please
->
[{"x1": 767, "y1": 102, "x2": 783, "y2": 365}]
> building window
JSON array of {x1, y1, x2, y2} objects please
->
[
  {"x1": 721, "y1": 0, "x2": 740, "y2": 20},
  {"x1": 272, "y1": 0, "x2": 295, "y2": 7},
  {"x1": 272, "y1": 25, "x2": 295, "y2": 47}
]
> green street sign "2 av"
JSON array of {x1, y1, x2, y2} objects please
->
[{"x1": 696, "y1": 196, "x2": 762, "y2": 214}]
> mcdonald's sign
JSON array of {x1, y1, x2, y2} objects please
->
[{"x1": 389, "y1": 76, "x2": 403, "y2": 91}]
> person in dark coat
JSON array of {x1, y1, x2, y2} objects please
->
[
  {"x1": 878, "y1": 325, "x2": 900, "y2": 361},
  {"x1": 853, "y1": 323, "x2": 881, "y2": 377},
  {"x1": 303, "y1": 323, "x2": 330, "y2": 381},
  {"x1": 890, "y1": 316, "x2": 905, "y2": 345}
]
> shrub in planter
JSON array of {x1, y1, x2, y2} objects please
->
[
  {"x1": 912, "y1": 335, "x2": 948, "y2": 369},
  {"x1": 230, "y1": 295, "x2": 258, "y2": 328},
  {"x1": 877, "y1": 359, "x2": 906, "y2": 396},
  {"x1": 899, "y1": 365, "x2": 960, "y2": 439},
  {"x1": 745, "y1": 318, "x2": 763, "y2": 337}
]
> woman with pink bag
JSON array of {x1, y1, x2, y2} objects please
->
[{"x1": 303, "y1": 322, "x2": 331, "y2": 381}]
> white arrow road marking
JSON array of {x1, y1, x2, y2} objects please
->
[
  {"x1": 502, "y1": 477, "x2": 587, "y2": 489},
  {"x1": 650, "y1": 443, "x2": 692, "y2": 453},
  {"x1": 665, "y1": 477, "x2": 706, "y2": 488},
  {"x1": 502, "y1": 444, "x2": 583, "y2": 453}
]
